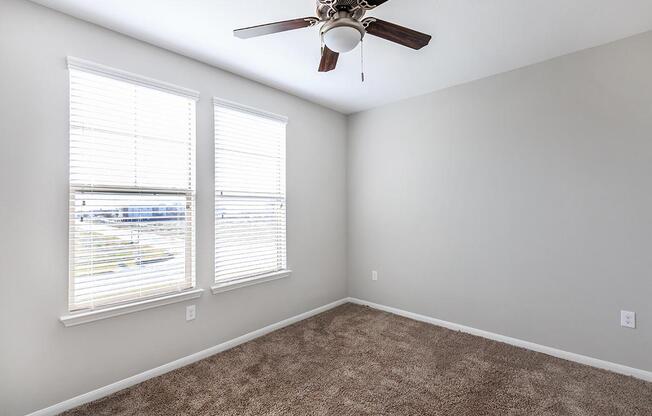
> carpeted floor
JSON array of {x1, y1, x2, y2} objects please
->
[{"x1": 61, "y1": 303, "x2": 652, "y2": 416}]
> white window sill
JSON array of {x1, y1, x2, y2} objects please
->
[
  {"x1": 211, "y1": 270, "x2": 292, "y2": 294},
  {"x1": 60, "y1": 288, "x2": 204, "y2": 327}
]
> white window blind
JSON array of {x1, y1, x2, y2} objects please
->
[
  {"x1": 68, "y1": 57, "x2": 198, "y2": 312},
  {"x1": 214, "y1": 99, "x2": 288, "y2": 285}
]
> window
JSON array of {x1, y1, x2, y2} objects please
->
[
  {"x1": 214, "y1": 99, "x2": 288, "y2": 290},
  {"x1": 68, "y1": 58, "x2": 198, "y2": 312}
]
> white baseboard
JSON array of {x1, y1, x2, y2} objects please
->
[
  {"x1": 26, "y1": 298, "x2": 349, "y2": 416},
  {"x1": 347, "y1": 297, "x2": 652, "y2": 382}
]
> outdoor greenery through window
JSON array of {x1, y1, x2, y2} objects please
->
[
  {"x1": 214, "y1": 99, "x2": 288, "y2": 286},
  {"x1": 68, "y1": 58, "x2": 198, "y2": 312}
]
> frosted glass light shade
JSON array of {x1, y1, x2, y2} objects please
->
[{"x1": 323, "y1": 26, "x2": 362, "y2": 53}]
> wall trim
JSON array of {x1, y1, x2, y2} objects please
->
[
  {"x1": 211, "y1": 270, "x2": 292, "y2": 295},
  {"x1": 67, "y1": 56, "x2": 200, "y2": 100},
  {"x1": 60, "y1": 289, "x2": 205, "y2": 327},
  {"x1": 26, "y1": 298, "x2": 349, "y2": 416},
  {"x1": 347, "y1": 297, "x2": 652, "y2": 382}
]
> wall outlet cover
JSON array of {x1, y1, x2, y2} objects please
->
[
  {"x1": 186, "y1": 305, "x2": 196, "y2": 321},
  {"x1": 620, "y1": 310, "x2": 635, "y2": 329}
]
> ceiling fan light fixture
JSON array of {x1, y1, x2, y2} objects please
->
[{"x1": 321, "y1": 16, "x2": 365, "y2": 54}]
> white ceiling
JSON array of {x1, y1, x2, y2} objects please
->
[{"x1": 30, "y1": 0, "x2": 652, "y2": 114}]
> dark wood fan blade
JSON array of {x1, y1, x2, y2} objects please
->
[
  {"x1": 363, "y1": 18, "x2": 431, "y2": 50},
  {"x1": 366, "y1": 0, "x2": 390, "y2": 6},
  {"x1": 318, "y1": 46, "x2": 339, "y2": 72},
  {"x1": 234, "y1": 17, "x2": 318, "y2": 39}
]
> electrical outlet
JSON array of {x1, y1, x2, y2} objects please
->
[
  {"x1": 372, "y1": 270, "x2": 378, "y2": 281},
  {"x1": 186, "y1": 305, "x2": 196, "y2": 321},
  {"x1": 620, "y1": 310, "x2": 635, "y2": 329}
]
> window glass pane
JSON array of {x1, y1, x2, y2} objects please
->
[
  {"x1": 70, "y1": 69, "x2": 195, "y2": 190},
  {"x1": 70, "y1": 193, "x2": 194, "y2": 310}
]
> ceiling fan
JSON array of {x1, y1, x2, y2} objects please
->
[{"x1": 234, "y1": 0, "x2": 432, "y2": 73}]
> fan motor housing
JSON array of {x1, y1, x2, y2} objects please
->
[
  {"x1": 321, "y1": 12, "x2": 365, "y2": 38},
  {"x1": 317, "y1": 1, "x2": 367, "y2": 21}
]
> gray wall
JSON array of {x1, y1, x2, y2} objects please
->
[
  {"x1": 348, "y1": 31, "x2": 652, "y2": 373},
  {"x1": 0, "y1": 1, "x2": 347, "y2": 415}
]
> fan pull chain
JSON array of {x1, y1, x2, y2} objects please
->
[{"x1": 360, "y1": 38, "x2": 365, "y2": 83}]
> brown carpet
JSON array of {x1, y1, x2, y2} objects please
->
[{"x1": 61, "y1": 303, "x2": 652, "y2": 416}]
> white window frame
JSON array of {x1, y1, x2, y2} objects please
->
[
  {"x1": 61, "y1": 57, "x2": 203, "y2": 326},
  {"x1": 212, "y1": 98, "x2": 290, "y2": 294}
]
